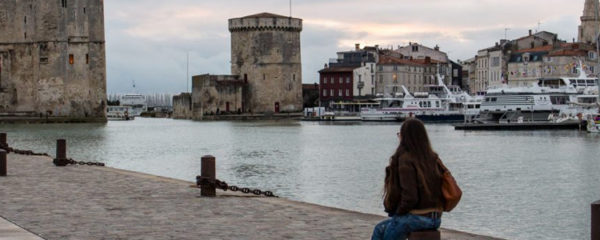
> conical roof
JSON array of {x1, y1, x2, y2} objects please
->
[{"x1": 241, "y1": 12, "x2": 289, "y2": 19}]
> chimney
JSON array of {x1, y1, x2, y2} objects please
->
[
  {"x1": 355, "y1": 43, "x2": 360, "y2": 51},
  {"x1": 434, "y1": 45, "x2": 440, "y2": 51},
  {"x1": 529, "y1": 29, "x2": 532, "y2": 36},
  {"x1": 495, "y1": 42, "x2": 499, "y2": 47},
  {"x1": 324, "y1": 63, "x2": 328, "y2": 68}
]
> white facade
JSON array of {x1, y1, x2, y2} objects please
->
[{"x1": 353, "y1": 63, "x2": 376, "y2": 96}]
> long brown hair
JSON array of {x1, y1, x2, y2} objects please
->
[{"x1": 383, "y1": 118, "x2": 440, "y2": 212}]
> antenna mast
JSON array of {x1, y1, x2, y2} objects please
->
[{"x1": 186, "y1": 52, "x2": 189, "y2": 93}]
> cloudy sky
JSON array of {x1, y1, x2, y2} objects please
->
[{"x1": 105, "y1": 0, "x2": 588, "y2": 94}]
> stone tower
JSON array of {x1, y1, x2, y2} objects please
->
[
  {"x1": 579, "y1": 0, "x2": 600, "y2": 44},
  {"x1": 0, "y1": 0, "x2": 106, "y2": 122},
  {"x1": 229, "y1": 13, "x2": 303, "y2": 113}
]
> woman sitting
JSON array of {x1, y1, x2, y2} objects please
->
[{"x1": 372, "y1": 119, "x2": 444, "y2": 240}]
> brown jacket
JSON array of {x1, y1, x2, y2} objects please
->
[{"x1": 393, "y1": 153, "x2": 444, "y2": 215}]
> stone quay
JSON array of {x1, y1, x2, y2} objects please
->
[{"x1": 0, "y1": 153, "x2": 501, "y2": 239}]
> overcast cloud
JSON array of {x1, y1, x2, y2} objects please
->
[{"x1": 104, "y1": 0, "x2": 587, "y2": 94}]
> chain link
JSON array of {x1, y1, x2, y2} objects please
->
[
  {"x1": 1, "y1": 143, "x2": 104, "y2": 167},
  {"x1": 0, "y1": 143, "x2": 50, "y2": 157},
  {"x1": 196, "y1": 176, "x2": 277, "y2": 197}
]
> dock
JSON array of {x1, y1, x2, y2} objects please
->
[
  {"x1": 0, "y1": 153, "x2": 502, "y2": 239},
  {"x1": 454, "y1": 121, "x2": 585, "y2": 131}
]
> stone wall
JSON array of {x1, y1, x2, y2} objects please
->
[
  {"x1": 172, "y1": 93, "x2": 192, "y2": 119},
  {"x1": 229, "y1": 14, "x2": 303, "y2": 113},
  {"x1": 191, "y1": 74, "x2": 243, "y2": 120},
  {"x1": 0, "y1": 0, "x2": 106, "y2": 121}
]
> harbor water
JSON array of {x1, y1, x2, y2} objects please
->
[{"x1": 1, "y1": 118, "x2": 599, "y2": 240}]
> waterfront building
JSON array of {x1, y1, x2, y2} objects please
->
[
  {"x1": 376, "y1": 55, "x2": 438, "y2": 95},
  {"x1": 579, "y1": 0, "x2": 600, "y2": 44},
  {"x1": 507, "y1": 43, "x2": 598, "y2": 86},
  {"x1": 459, "y1": 57, "x2": 477, "y2": 94},
  {"x1": 393, "y1": 42, "x2": 454, "y2": 87},
  {"x1": 472, "y1": 30, "x2": 568, "y2": 92},
  {"x1": 318, "y1": 44, "x2": 378, "y2": 108},
  {"x1": 395, "y1": 42, "x2": 448, "y2": 63},
  {"x1": 0, "y1": 0, "x2": 106, "y2": 121}
]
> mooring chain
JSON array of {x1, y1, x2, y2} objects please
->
[
  {"x1": 0, "y1": 144, "x2": 50, "y2": 157},
  {"x1": 0, "y1": 143, "x2": 104, "y2": 167},
  {"x1": 196, "y1": 176, "x2": 277, "y2": 197},
  {"x1": 53, "y1": 157, "x2": 105, "y2": 167}
]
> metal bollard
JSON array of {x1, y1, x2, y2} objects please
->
[
  {"x1": 593, "y1": 200, "x2": 600, "y2": 240},
  {"x1": 0, "y1": 149, "x2": 6, "y2": 177},
  {"x1": 53, "y1": 139, "x2": 69, "y2": 167},
  {"x1": 0, "y1": 133, "x2": 6, "y2": 147},
  {"x1": 201, "y1": 155, "x2": 216, "y2": 197}
]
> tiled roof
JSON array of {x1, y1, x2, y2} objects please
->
[
  {"x1": 515, "y1": 45, "x2": 553, "y2": 53},
  {"x1": 548, "y1": 49, "x2": 588, "y2": 57},
  {"x1": 378, "y1": 55, "x2": 438, "y2": 66},
  {"x1": 242, "y1": 12, "x2": 289, "y2": 18},
  {"x1": 318, "y1": 67, "x2": 358, "y2": 73}
]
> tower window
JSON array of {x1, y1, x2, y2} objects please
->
[
  {"x1": 86, "y1": 54, "x2": 89, "y2": 64},
  {"x1": 69, "y1": 54, "x2": 74, "y2": 64},
  {"x1": 24, "y1": 16, "x2": 27, "y2": 24},
  {"x1": 83, "y1": 8, "x2": 86, "y2": 14},
  {"x1": 24, "y1": 32, "x2": 27, "y2": 39},
  {"x1": 61, "y1": 0, "x2": 67, "y2": 8}
]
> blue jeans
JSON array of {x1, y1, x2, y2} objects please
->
[{"x1": 371, "y1": 214, "x2": 441, "y2": 240}]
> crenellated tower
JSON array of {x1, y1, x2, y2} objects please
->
[{"x1": 228, "y1": 13, "x2": 303, "y2": 113}]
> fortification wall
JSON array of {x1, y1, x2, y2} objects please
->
[{"x1": 0, "y1": 0, "x2": 106, "y2": 121}]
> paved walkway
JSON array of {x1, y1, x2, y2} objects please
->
[{"x1": 0, "y1": 154, "x2": 502, "y2": 240}]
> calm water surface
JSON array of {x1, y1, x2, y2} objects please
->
[{"x1": 1, "y1": 118, "x2": 599, "y2": 240}]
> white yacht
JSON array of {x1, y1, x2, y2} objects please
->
[
  {"x1": 361, "y1": 75, "x2": 481, "y2": 122},
  {"x1": 120, "y1": 94, "x2": 147, "y2": 117},
  {"x1": 587, "y1": 114, "x2": 600, "y2": 133},
  {"x1": 107, "y1": 106, "x2": 134, "y2": 121},
  {"x1": 477, "y1": 65, "x2": 599, "y2": 124}
]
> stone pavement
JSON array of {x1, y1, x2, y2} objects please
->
[{"x1": 0, "y1": 154, "x2": 502, "y2": 240}]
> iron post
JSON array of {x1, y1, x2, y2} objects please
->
[
  {"x1": 53, "y1": 139, "x2": 68, "y2": 166},
  {"x1": 0, "y1": 149, "x2": 6, "y2": 176},
  {"x1": 593, "y1": 200, "x2": 600, "y2": 240},
  {"x1": 201, "y1": 155, "x2": 216, "y2": 197}
]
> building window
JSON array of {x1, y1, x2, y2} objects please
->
[
  {"x1": 589, "y1": 51, "x2": 596, "y2": 60},
  {"x1": 324, "y1": 77, "x2": 327, "y2": 84},
  {"x1": 24, "y1": 32, "x2": 27, "y2": 39},
  {"x1": 83, "y1": 7, "x2": 86, "y2": 14},
  {"x1": 263, "y1": 74, "x2": 266, "y2": 80},
  {"x1": 346, "y1": 77, "x2": 350, "y2": 84},
  {"x1": 24, "y1": 16, "x2": 27, "y2": 24},
  {"x1": 412, "y1": 45, "x2": 418, "y2": 52},
  {"x1": 339, "y1": 77, "x2": 342, "y2": 84},
  {"x1": 86, "y1": 54, "x2": 89, "y2": 64},
  {"x1": 293, "y1": 74, "x2": 296, "y2": 82},
  {"x1": 61, "y1": 0, "x2": 67, "y2": 8},
  {"x1": 330, "y1": 89, "x2": 333, "y2": 96},
  {"x1": 339, "y1": 89, "x2": 342, "y2": 96},
  {"x1": 323, "y1": 89, "x2": 327, "y2": 97},
  {"x1": 69, "y1": 54, "x2": 74, "y2": 64}
]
